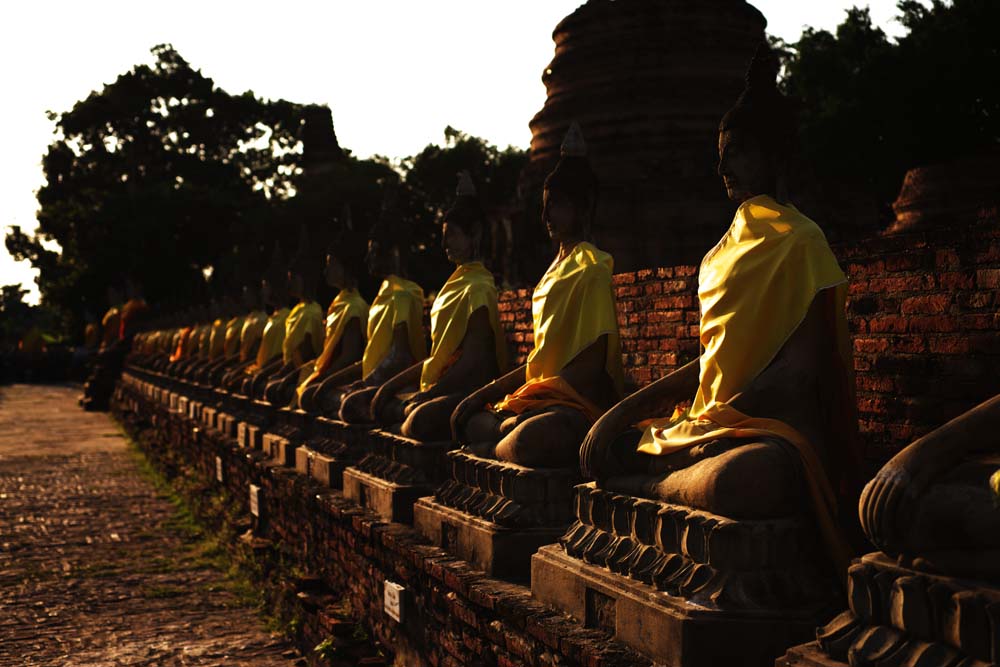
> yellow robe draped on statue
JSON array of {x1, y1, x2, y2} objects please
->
[
  {"x1": 637, "y1": 194, "x2": 854, "y2": 575},
  {"x1": 420, "y1": 262, "x2": 507, "y2": 392},
  {"x1": 494, "y1": 242, "x2": 623, "y2": 423},
  {"x1": 362, "y1": 276, "x2": 426, "y2": 378},
  {"x1": 208, "y1": 319, "x2": 226, "y2": 360},
  {"x1": 282, "y1": 301, "x2": 325, "y2": 368},
  {"x1": 296, "y1": 289, "x2": 369, "y2": 400},
  {"x1": 239, "y1": 310, "x2": 268, "y2": 363},
  {"x1": 245, "y1": 307, "x2": 290, "y2": 373},
  {"x1": 222, "y1": 316, "x2": 245, "y2": 358},
  {"x1": 197, "y1": 323, "x2": 213, "y2": 358}
]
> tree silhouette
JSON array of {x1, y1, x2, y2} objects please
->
[{"x1": 781, "y1": 0, "x2": 1000, "y2": 231}]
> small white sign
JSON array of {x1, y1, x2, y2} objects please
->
[
  {"x1": 237, "y1": 423, "x2": 247, "y2": 448},
  {"x1": 384, "y1": 581, "x2": 405, "y2": 623},
  {"x1": 249, "y1": 484, "x2": 260, "y2": 517},
  {"x1": 215, "y1": 456, "x2": 224, "y2": 482}
]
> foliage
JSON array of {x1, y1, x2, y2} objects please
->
[
  {"x1": 780, "y1": 0, "x2": 1000, "y2": 227},
  {"x1": 8, "y1": 45, "x2": 526, "y2": 339}
]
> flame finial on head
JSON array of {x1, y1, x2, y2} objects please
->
[{"x1": 560, "y1": 121, "x2": 587, "y2": 157}]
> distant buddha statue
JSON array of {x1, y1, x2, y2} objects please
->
[
  {"x1": 261, "y1": 228, "x2": 326, "y2": 405},
  {"x1": 859, "y1": 393, "x2": 1000, "y2": 582},
  {"x1": 295, "y1": 208, "x2": 369, "y2": 412},
  {"x1": 240, "y1": 246, "x2": 294, "y2": 398},
  {"x1": 450, "y1": 123, "x2": 624, "y2": 467},
  {"x1": 368, "y1": 172, "x2": 506, "y2": 440},
  {"x1": 578, "y1": 43, "x2": 863, "y2": 575},
  {"x1": 313, "y1": 188, "x2": 426, "y2": 421}
]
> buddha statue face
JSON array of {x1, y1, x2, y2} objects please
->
[
  {"x1": 324, "y1": 253, "x2": 347, "y2": 289},
  {"x1": 442, "y1": 221, "x2": 477, "y2": 265},
  {"x1": 542, "y1": 188, "x2": 581, "y2": 243},
  {"x1": 365, "y1": 239, "x2": 400, "y2": 278},
  {"x1": 717, "y1": 128, "x2": 777, "y2": 203}
]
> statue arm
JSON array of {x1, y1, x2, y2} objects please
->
[
  {"x1": 419, "y1": 307, "x2": 497, "y2": 400},
  {"x1": 451, "y1": 364, "x2": 528, "y2": 441},
  {"x1": 363, "y1": 323, "x2": 416, "y2": 385},
  {"x1": 315, "y1": 361, "x2": 363, "y2": 394},
  {"x1": 580, "y1": 359, "x2": 700, "y2": 480},
  {"x1": 860, "y1": 392, "x2": 1000, "y2": 552},
  {"x1": 370, "y1": 362, "x2": 423, "y2": 420}
]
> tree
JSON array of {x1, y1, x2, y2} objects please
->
[
  {"x1": 7, "y1": 44, "x2": 313, "y2": 337},
  {"x1": 780, "y1": 0, "x2": 1000, "y2": 232}
]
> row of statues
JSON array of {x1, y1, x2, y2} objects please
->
[{"x1": 119, "y1": 43, "x2": 998, "y2": 666}]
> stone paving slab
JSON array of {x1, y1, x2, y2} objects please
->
[{"x1": 0, "y1": 384, "x2": 300, "y2": 666}]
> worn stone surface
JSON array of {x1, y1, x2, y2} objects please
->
[{"x1": 0, "y1": 383, "x2": 298, "y2": 666}]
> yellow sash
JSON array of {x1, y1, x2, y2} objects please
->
[
  {"x1": 494, "y1": 242, "x2": 624, "y2": 419},
  {"x1": 420, "y1": 262, "x2": 507, "y2": 391},
  {"x1": 637, "y1": 194, "x2": 852, "y2": 574},
  {"x1": 283, "y1": 300, "x2": 325, "y2": 367},
  {"x1": 362, "y1": 275, "x2": 426, "y2": 378},
  {"x1": 223, "y1": 316, "x2": 245, "y2": 357},
  {"x1": 295, "y1": 289, "x2": 369, "y2": 395},
  {"x1": 197, "y1": 323, "x2": 213, "y2": 358},
  {"x1": 246, "y1": 307, "x2": 290, "y2": 372},
  {"x1": 208, "y1": 319, "x2": 226, "y2": 360},
  {"x1": 238, "y1": 310, "x2": 268, "y2": 363}
]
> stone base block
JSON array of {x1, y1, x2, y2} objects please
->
[
  {"x1": 202, "y1": 406, "x2": 218, "y2": 430},
  {"x1": 216, "y1": 412, "x2": 237, "y2": 439},
  {"x1": 237, "y1": 422, "x2": 265, "y2": 450},
  {"x1": 294, "y1": 444, "x2": 345, "y2": 488},
  {"x1": 532, "y1": 544, "x2": 821, "y2": 667},
  {"x1": 414, "y1": 497, "x2": 564, "y2": 581},
  {"x1": 343, "y1": 467, "x2": 429, "y2": 524},
  {"x1": 263, "y1": 433, "x2": 297, "y2": 467}
]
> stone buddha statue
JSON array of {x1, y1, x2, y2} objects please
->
[
  {"x1": 294, "y1": 214, "x2": 369, "y2": 412},
  {"x1": 313, "y1": 193, "x2": 426, "y2": 421},
  {"x1": 367, "y1": 172, "x2": 506, "y2": 441},
  {"x1": 578, "y1": 42, "x2": 864, "y2": 575},
  {"x1": 260, "y1": 237, "x2": 326, "y2": 406},
  {"x1": 240, "y1": 247, "x2": 294, "y2": 399},
  {"x1": 217, "y1": 286, "x2": 269, "y2": 391},
  {"x1": 449, "y1": 123, "x2": 624, "y2": 467}
]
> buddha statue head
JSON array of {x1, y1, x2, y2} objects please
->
[
  {"x1": 718, "y1": 42, "x2": 796, "y2": 203},
  {"x1": 324, "y1": 204, "x2": 364, "y2": 291},
  {"x1": 289, "y1": 225, "x2": 320, "y2": 302},
  {"x1": 441, "y1": 171, "x2": 486, "y2": 266},
  {"x1": 261, "y1": 242, "x2": 289, "y2": 310},
  {"x1": 366, "y1": 181, "x2": 406, "y2": 279},
  {"x1": 543, "y1": 121, "x2": 598, "y2": 243}
]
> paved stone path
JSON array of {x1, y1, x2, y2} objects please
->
[{"x1": 0, "y1": 384, "x2": 300, "y2": 666}]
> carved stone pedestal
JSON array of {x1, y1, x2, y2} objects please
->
[
  {"x1": 342, "y1": 430, "x2": 455, "y2": 524},
  {"x1": 413, "y1": 450, "x2": 580, "y2": 580},
  {"x1": 288, "y1": 419, "x2": 372, "y2": 489},
  {"x1": 531, "y1": 484, "x2": 839, "y2": 667},
  {"x1": 777, "y1": 553, "x2": 1000, "y2": 667}
]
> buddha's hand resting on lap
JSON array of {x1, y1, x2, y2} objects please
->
[
  {"x1": 580, "y1": 410, "x2": 623, "y2": 481},
  {"x1": 451, "y1": 393, "x2": 487, "y2": 442},
  {"x1": 859, "y1": 463, "x2": 918, "y2": 554}
]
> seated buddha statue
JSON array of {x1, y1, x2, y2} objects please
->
[
  {"x1": 240, "y1": 247, "x2": 295, "y2": 399},
  {"x1": 261, "y1": 238, "x2": 326, "y2": 406},
  {"x1": 578, "y1": 44, "x2": 863, "y2": 576},
  {"x1": 295, "y1": 214, "x2": 369, "y2": 412},
  {"x1": 449, "y1": 123, "x2": 624, "y2": 467},
  {"x1": 368, "y1": 172, "x2": 506, "y2": 441},
  {"x1": 859, "y1": 393, "x2": 1000, "y2": 582},
  {"x1": 313, "y1": 195, "x2": 426, "y2": 421},
  {"x1": 217, "y1": 288, "x2": 268, "y2": 391}
]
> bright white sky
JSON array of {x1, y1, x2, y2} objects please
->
[{"x1": 0, "y1": 0, "x2": 912, "y2": 304}]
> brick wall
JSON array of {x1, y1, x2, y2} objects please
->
[{"x1": 496, "y1": 212, "x2": 1000, "y2": 462}]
